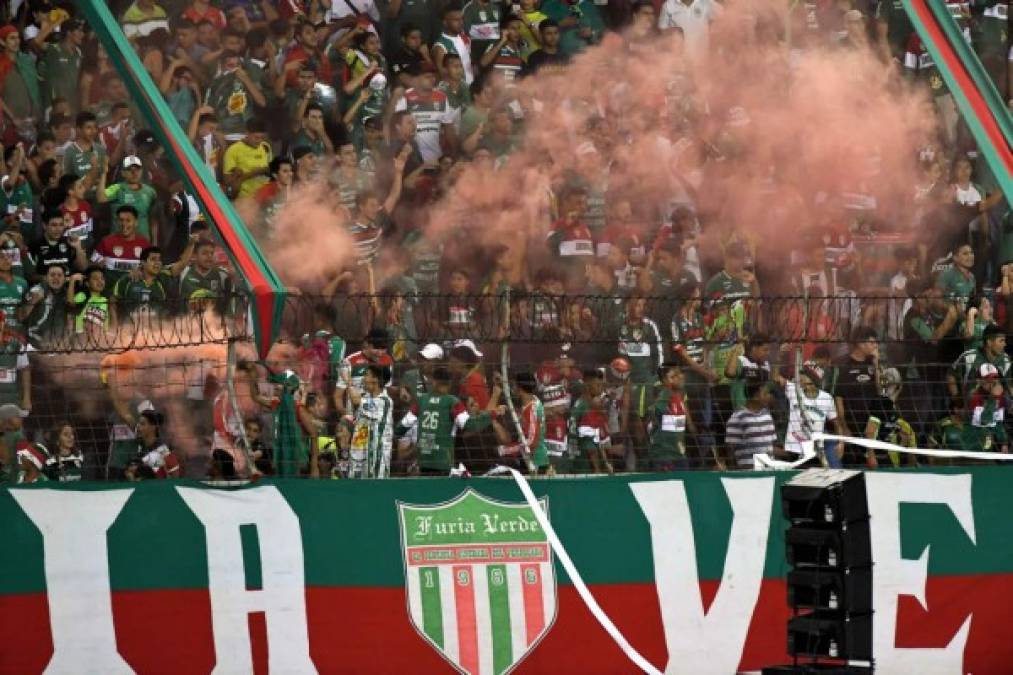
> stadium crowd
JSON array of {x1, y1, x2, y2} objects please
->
[{"x1": 0, "y1": 0, "x2": 1012, "y2": 482}]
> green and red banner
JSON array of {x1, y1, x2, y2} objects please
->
[
  {"x1": 0, "y1": 469, "x2": 1009, "y2": 674},
  {"x1": 903, "y1": 0, "x2": 1013, "y2": 199},
  {"x1": 75, "y1": 1, "x2": 286, "y2": 357}
]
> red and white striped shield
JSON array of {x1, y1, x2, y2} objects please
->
[{"x1": 398, "y1": 489, "x2": 557, "y2": 675}]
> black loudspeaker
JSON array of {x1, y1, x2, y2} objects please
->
[
  {"x1": 781, "y1": 468, "x2": 869, "y2": 525},
  {"x1": 788, "y1": 613, "x2": 873, "y2": 661},
  {"x1": 778, "y1": 469, "x2": 873, "y2": 667}
]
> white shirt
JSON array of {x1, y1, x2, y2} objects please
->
[
  {"x1": 658, "y1": 0, "x2": 722, "y2": 56},
  {"x1": 954, "y1": 183, "x2": 983, "y2": 206},
  {"x1": 325, "y1": 0, "x2": 380, "y2": 23},
  {"x1": 784, "y1": 381, "x2": 837, "y2": 455}
]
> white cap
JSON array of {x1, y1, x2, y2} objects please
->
[
  {"x1": 453, "y1": 339, "x2": 483, "y2": 358},
  {"x1": 419, "y1": 343, "x2": 444, "y2": 360},
  {"x1": 980, "y1": 363, "x2": 1000, "y2": 379},
  {"x1": 122, "y1": 155, "x2": 143, "y2": 169},
  {"x1": 0, "y1": 404, "x2": 27, "y2": 420}
]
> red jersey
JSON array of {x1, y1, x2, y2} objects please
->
[
  {"x1": 598, "y1": 223, "x2": 647, "y2": 259},
  {"x1": 545, "y1": 414, "x2": 567, "y2": 458},
  {"x1": 93, "y1": 233, "x2": 153, "y2": 272},
  {"x1": 61, "y1": 200, "x2": 94, "y2": 243},
  {"x1": 182, "y1": 4, "x2": 227, "y2": 28},
  {"x1": 548, "y1": 218, "x2": 595, "y2": 257},
  {"x1": 460, "y1": 369, "x2": 489, "y2": 409},
  {"x1": 283, "y1": 44, "x2": 333, "y2": 88}
]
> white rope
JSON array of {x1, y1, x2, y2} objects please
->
[
  {"x1": 497, "y1": 466, "x2": 663, "y2": 675},
  {"x1": 811, "y1": 433, "x2": 1013, "y2": 461}
]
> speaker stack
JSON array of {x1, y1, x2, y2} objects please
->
[{"x1": 763, "y1": 469, "x2": 874, "y2": 674}]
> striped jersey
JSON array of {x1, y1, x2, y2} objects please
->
[
  {"x1": 394, "y1": 89, "x2": 456, "y2": 163},
  {"x1": 726, "y1": 408, "x2": 777, "y2": 468}
]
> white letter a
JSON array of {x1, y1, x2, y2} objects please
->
[{"x1": 177, "y1": 486, "x2": 316, "y2": 675}]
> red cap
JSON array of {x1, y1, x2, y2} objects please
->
[{"x1": 0, "y1": 25, "x2": 18, "y2": 41}]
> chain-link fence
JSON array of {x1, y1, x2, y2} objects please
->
[{"x1": 5, "y1": 291, "x2": 1010, "y2": 483}]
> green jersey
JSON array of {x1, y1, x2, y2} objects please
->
[
  {"x1": 950, "y1": 348, "x2": 1012, "y2": 400},
  {"x1": 1, "y1": 177, "x2": 35, "y2": 235},
  {"x1": 962, "y1": 317, "x2": 991, "y2": 351},
  {"x1": 411, "y1": 393, "x2": 469, "y2": 471},
  {"x1": 62, "y1": 143, "x2": 107, "y2": 196},
  {"x1": 704, "y1": 270, "x2": 752, "y2": 304},
  {"x1": 930, "y1": 417, "x2": 967, "y2": 451},
  {"x1": 462, "y1": 0, "x2": 502, "y2": 61},
  {"x1": 103, "y1": 183, "x2": 158, "y2": 240},
  {"x1": 437, "y1": 80, "x2": 471, "y2": 111},
  {"x1": 936, "y1": 266, "x2": 975, "y2": 307},
  {"x1": 72, "y1": 291, "x2": 110, "y2": 334},
  {"x1": 113, "y1": 272, "x2": 172, "y2": 319},
  {"x1": 39, "y1": 42, "x2": 82, "y2": 110},
  {"x1": 649, "y1": 388, "x2": 688, "y2": 461},
  {"x1": 618, "y1": 318, "x2": 663, "y2": 384},
  {"x1": 671, "y1": 310, "x2": 706, "y2": 364},
  {"x1": 177, "y1": 265, "x2": 231, "y2": 308},
  {"x1": 0, "y1": 276, "x2": 28, "y2": 338},
  {"x1": 567, "y1": 396, "x2": 608, "y2": 472},
  {"x1": 729, "y1": 355, "x2": 772, "y2": 411}
]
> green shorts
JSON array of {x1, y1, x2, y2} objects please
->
[{"x1": 630, "y1": 382, "x2": 656, "y2": 418}]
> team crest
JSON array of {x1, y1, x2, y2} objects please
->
[
  {"x1": 113, "y1": 246, "x2": 123, "y2": 257},
  {"x1": 398, "y1": 489, "x2": 557, "y2": 675}
]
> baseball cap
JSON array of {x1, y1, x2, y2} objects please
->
[
  {"x1": 122, "y1": 155, "x2": 143, "y2": 169},
  {"x1": 0, "y1": 25, "x2": 18, "y2": 41},
  {"x1": 418, "y1": 61, "x2": 437, "y2": 75},
  {"x1": 979, "y1": 363, "x2": 1000, "y2": 379},
  {"x1": 0, "y1": 403, "x2": 27, "y2": 420},
  {"x1": 362, "y1": 115, "x2": 383, "y2": 130},
  {"x1": 16, "y1": 441, "x2": 49, "y2": 469},
  {"x1": 63, "y1": 18, "x2": 85, "y2": 32},
  {"x1": 453, "y1": 339, "x2": 483, "y2": 358},
  {"x1": 133, "y1": 129, "x2": 156, "y2": 148},
  {"x1": 419, "y1": 343, "x2": 444, "y2": 360}
]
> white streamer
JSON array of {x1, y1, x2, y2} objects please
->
[
  {"x1": 810, "y1": 433, "x2": 1013, "y2": 461},
  {"x1": 500, "y1": 467, "x2": 663, "y2": 675}
]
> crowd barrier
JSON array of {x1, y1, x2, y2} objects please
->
[{"x1": 0, "y1": 469, "x2": 1008, "y2": 674}]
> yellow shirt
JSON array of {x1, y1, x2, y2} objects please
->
[
  {"x1": 223, "y1": 140, "x2": 272, "y2": 199},
  {"x1": 519, "y1": 10, "x2": 548, "y2": 60}
]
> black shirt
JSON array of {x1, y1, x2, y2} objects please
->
[
  {"x1": 28, "y1": 236, "x2": 75, "y2": 278},
  {"x1": 390, "y1": 46, "x2": 423, "y2": 84},
  {"x1": 522, "y1": 50, "x2": 571, "y2": 77},
  {"x1": 831, "y1": 354, "x2": 878, "y2": 431}
]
